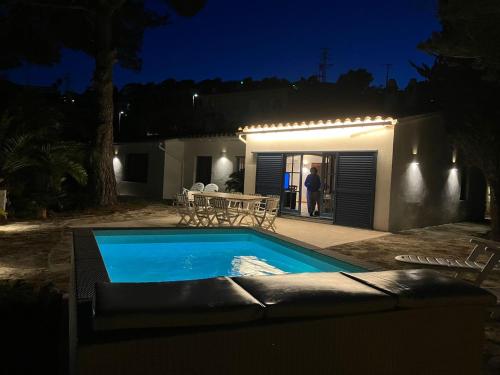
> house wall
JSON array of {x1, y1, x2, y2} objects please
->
[
  {"x1": 114, "y1": 137, "x2": 245, "y2": 201},
  {"x1": 388, "y1": 114, "x2": 468, "y2": 231},
  {"x1": 180, "y1": 137, "x2": 246, "y2": 194},
  {"x1": 113, "y1": 142, "x2": 165, "y2": 199},
  {"x1": 243, "y1": 125, "x2": 396, "y2": 231},
  {"x1": 162, "y1": 139, "x2": 185, "y2": 200}
]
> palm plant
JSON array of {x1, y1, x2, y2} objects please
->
[
  {"x1": 225, "y1": 169, "x2": 245, "y2": 193},
  {"x1": 0, "y1": 112, "x2": 88, "y2": 218}
]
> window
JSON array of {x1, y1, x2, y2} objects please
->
[
  {"x1": 124, "y1": 153, "x2": 148, "y2": 183},
  {"x1": 460, "y1": 167, "x2": 468, "y2": 200},
  {"x1": 236, "y1": 156, "x2": 245, "y2": 172}
]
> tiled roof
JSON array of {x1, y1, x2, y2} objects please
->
[{"x1": 238, "y1": 116, "x2": 397, "y2": 133}]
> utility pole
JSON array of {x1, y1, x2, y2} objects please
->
[
  {"x1": 318, "y1": 48, "x2": 333, "y2": 83},
  {"x1": 384, "y1": 63, "x2": 392, "y2": 88}
]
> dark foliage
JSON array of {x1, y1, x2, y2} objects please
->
[
  {"x1": 0, "y1": 281, "x2": 65, "y2": 375},
  {"x1": 114, "y1": 71, "x2": 436, "y2": 141},
  {"x1": 0, "y1": 0, "x2": 206, "y2": 206},
  {"x1": 225, "y1": 169, "x2": 245, "y2": 192},
  {"x1": 418, "y1": 0, "x2": 500, "y2": 239},
  {"x1": 0, "y1": 80, "x2": 89, "y2": 217}
]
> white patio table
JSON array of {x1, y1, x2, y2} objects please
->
[{"x1": 191, "y1": 191, "x2": 268, "y2": 202}]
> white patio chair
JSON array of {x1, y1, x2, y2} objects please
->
[
  {"x1": 396, "y1": 238, "x2": 500, "y2": 318},
  {"x1": 175, "y1": 194, "x2": 197, "y2": 226},
  {"x1": 204, "y1": 183, "x2": 219, "y2": 192},
  {"x1": 212, "y1": 197, "x2": 241, "y2": 227},
  {"x1": 181, "y1": 187, "x2": 195, "y2": 202},
  {"x1": 228, "y1": 192, "x2": 243, "y2": 209},
  {"x1": 237, "y1": 195, "x2": 263, "y2": 223},
  {"x1": 396, "y1": 238, "x2": 500, "y2": 286},
  {"x1": 253, "y1": 197, "x2": 280, "y2": 232},
  {"x1": 193, "y1": 195, "x2": 216, "y2": 227},
  {"x1": 190, "y1": 182, "x2": 205, "y2": 192},
  {"x1": 267, "y1": 195, "x2": 281, "y2": 209}
]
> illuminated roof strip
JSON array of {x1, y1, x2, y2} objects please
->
[{"x1": 238, "y1": 116, "x2": 397, "y2": 133}]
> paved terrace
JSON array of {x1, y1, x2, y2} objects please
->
[{"x1": 0, "y1": 202, "x2": 498, "y2": 373}]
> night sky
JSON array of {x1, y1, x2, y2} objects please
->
[{"x1": 6, "y1": 0, "x2": 440, "y2": 93}]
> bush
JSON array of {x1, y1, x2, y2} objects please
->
[{"x1": 225, "y1": 169, "x2": 245, "y2": 192}]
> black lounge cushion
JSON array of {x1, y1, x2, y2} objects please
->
[
  {"x1": 344, "y1": 269, "x2": 497, "y2": 308},
  {"x1": 232, "y1": 272, "x2": 396, "y2": 319},
  {"x1": 93, "y1": 277, "x2": 264, "y2": 331}
]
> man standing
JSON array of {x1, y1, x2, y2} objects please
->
[{"x1": 304, "y1": 167, "x2": 321, "y2": 216}]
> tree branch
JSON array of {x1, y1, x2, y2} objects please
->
[{"x1": 19, "y1": 1, "x2": 93, "y2": 14}]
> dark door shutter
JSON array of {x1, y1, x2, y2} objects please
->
[
  {"x1": 255, "y1": 153, "x2": 283, "y2": 195},
  {"x1": 334, "y1": 152, "x2": 377, "y2": 229}
]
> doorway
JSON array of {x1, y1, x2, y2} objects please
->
[
  {"x1": 281, "y1": 153, "x2": 335, "y2": 220},
  {"x1": 195, "y1": 156, "x2": 212, "y2": 185},
  {"x1": 255, "y1": 151, "x2": 376, "y2": 228}
]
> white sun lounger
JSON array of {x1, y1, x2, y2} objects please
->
[{"x1": 395, "y1": 238, "x2": 500, "y2": 286}]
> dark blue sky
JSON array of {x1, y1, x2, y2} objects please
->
[{"x1": 6, "y1": 0, "x2": 439, "y2": 92}]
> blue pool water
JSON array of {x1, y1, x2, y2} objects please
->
[{"x1": 93, "y1": 229, "x2": 364, "y2": 282}]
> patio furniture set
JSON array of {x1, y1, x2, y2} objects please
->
[{"x1": 175, "y1": 183, "x2": 280, "y2": 231}]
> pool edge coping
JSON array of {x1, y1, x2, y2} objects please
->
[
  {"x1": 250, "y1": 227, "x2": 383, "y2": 272},
  {"x1": 73, "y1": 226, "x2": 382, "y2": 297}
]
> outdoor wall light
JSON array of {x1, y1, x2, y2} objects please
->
[
  {"x1": 412, "y1": 145, "x2": 418, "y2": 156},
  {"x1": 451, "y1": 149, "x2": 457, "y2": 164},
  {"x1": 411, "y1": 153, "x2": 419, "y2": 165},
  {"x1": 114, "y1": 149, "x2": 118, "y2": 156}
]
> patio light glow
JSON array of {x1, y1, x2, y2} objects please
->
[
  {"x1": 403, "y1": 161, "x2": 425, "y2": 203},
  {"x1": 411, "y1": 153, "x2": 419, "y2": 165},
  {"x1": 244, "y1": 124, "x2": 389, "y2": 142},
  {"x1": 238, "y1": 116, "x2": 397, "y2": 134}
]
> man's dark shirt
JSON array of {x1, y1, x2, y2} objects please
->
[{"x1": 305, "y1": 174, "x2": 321, "y2": 192}]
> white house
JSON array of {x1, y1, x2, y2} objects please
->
[
  {"x1": 113, "y1": 135, "x2": 245, "y2": 200},
  {"x1": 239, "y1": 113, "x2": 486, "y2": 231},
  {"x1": 113, "y1": 113, "x2": 486, "y2": 232}
]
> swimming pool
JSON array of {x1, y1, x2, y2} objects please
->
[{"x1": 93, "y1": 229, "x2": 364, "y2": 282}]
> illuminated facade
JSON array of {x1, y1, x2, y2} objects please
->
[
  {"x1": 112, "y1": 113, "x2": 484, "y2": 232},
  {"x1": 113, "y1": 136, "x2": 245, "y2": 200},
  {"x1": 240, "y1": 113, "x2": 481, "y2": 231}
]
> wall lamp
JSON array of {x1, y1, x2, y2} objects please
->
[
  {"x1": 451, "y1": 149, "x2": 457, "y2": 164},
  {"x1": 411, "y1": 150, "x2": 419, "y2": 165}
]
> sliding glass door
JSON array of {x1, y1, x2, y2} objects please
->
[
  {"x1": 257, "y1": 151, "x2": 376, "y2": 228},
  {"x1": 281, "y1": 154, "x2": 302, "y2": 215}
]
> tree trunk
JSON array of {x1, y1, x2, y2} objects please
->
[
  {"x1": 489, "y1": 183, "x2": 500, "y2": 241},
  {"x1": 92, "y1": 6, "x2": 117, "y2": 206}
]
